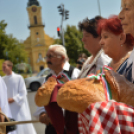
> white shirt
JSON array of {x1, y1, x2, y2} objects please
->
[
  {"x1": 78, "y1": 50, "x2": 111, "y2": 78},
  {"x1": 33, "y1": 62, "x2": 80, "y2": 118},
  {"x1": 3, "y1": 72, "x2": 37, "y2": 134}
]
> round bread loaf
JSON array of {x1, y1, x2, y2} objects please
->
[
  {"x1": 35, "y1": 77, "x2": 57, "y2": 106},
  {"x1": 57, "y1": 77, "x2": 106, "y2": 113}
]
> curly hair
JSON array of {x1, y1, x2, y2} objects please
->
[{"x1": 78, "y1": 16, "x2": 103, "y2": 38}]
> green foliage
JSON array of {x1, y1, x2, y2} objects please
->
[
  {"x1": 0, "y1": 59, "x2": 5, "y2": 76},
  {"x1": 13, "y1": 63, "x2": 32, "y2": 74},
  {"x1": 54, "y1": 25, "x2": 90, "y2": 64},
  {"x1": 0, "y1": 20, "x2": 28, "y2": 64}
]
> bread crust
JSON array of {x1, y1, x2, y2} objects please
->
[
  {"x1": 35, "y1": 77, "x2": 57, "y2": 106},
  {"x1": 57, "y1": 78, "x2": 106, "y2": 113},
  {"x1": 105, "y1": 70, "x2": 134, "y2": 107}
]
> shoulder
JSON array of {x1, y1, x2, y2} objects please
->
[
  {"x1": 45, "y1": 73, "x2": 52, "y2": 81},
  {"x1": 73, "y1": 67, "x2": 80, "y2": 74},
  {"x1": 71, "y1": 67, "x2": 80, "y2": 79},
  {"x1": 2, "y1": 76, "x2": 6, "y2": 79},
  {"x1": 82, "y1": 57, "x2": 91, "y2": 68},
  {"x1": 13, "y1": 72, "x2": 23, "y2": 80},
  {"x1": 98, "y1": 52, "x2": 111, "y2": 65}
]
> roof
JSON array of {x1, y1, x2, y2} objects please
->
[{"x1": 27, "y1": 0, "x2": 40, "y2": 7}]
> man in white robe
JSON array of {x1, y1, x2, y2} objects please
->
[{"x1": 2, "y1": 60, "x2": 36, "y2": 134}]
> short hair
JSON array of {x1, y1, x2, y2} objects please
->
[
  {"x1": 78, "y1": 16, "x2": 103, "y2": 38},
  {"x1": 4, "y1": 60, "x2": 13, "y2": 67},
  {"x1": 48, "y1": 44, "x2": 68, "y2": 59},
  {"x1": 97, "y1": 15, "x2": 134, "y2": 47}
]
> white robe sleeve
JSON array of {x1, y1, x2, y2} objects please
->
[
  {"x1": 13, "y1": 76, "x2": 27, "y2": 106},
  {"x1": 0, "y1": 77, "x2": 12, "y2": 117}
]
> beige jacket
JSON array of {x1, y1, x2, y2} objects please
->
[{"x1": 78, "y1": 50, "x2": 111, "y2": 78}]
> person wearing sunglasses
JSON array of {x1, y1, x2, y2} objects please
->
[{"x1": 78, "y1": 16, "x2": 111, "y2": 78}]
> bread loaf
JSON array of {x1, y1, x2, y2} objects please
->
[
  {"x1": 35, "y1": 77, "x2": 57, "y2": 106},
  {"x1": 105, "y1": 70, "x2": 134, "y2": 107},
  {"x1": 57, "y1": 78, "x2": 106, "y2": 113}
]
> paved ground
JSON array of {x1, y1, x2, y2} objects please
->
[{"x1": 27, "y1": 90, "x2": 46, "y2": 134}]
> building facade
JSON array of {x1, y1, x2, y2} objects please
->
[{"x1": 24, "y1": 0, "x2": 54, "y2": 72}]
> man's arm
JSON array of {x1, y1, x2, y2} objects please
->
[{"x1": 33, "y1": 106, "x2": 51, "y2": 125}]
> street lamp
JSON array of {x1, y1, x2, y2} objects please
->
[
  {"x1": 57, "y1": 4, "x2": 69, "y2": 47},
  {"x1": 97, "y1": 0, "x2": 101, "y2": 16}
]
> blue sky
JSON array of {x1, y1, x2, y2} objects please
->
[{"x1": 0, "y1": 0, "x2": 121, "y2": 41}]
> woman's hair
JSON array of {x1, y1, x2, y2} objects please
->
[
  {"x1": 97, "y1": 15, "x2": 134, "y2": 46},
  {"x1": 78, "y1": 16, "x2": 103, "y2": 38}
]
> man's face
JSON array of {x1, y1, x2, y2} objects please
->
[
  {"x1": 2, "y1": 62, "x2": 12, "y2": 74},
  {"x1": 46, "y1": 50, "x2": 63, "y2": 70},
  {"x1": 119, "y1": 0, "x2": 134, "y2": 36}
]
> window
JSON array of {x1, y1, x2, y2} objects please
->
[{"x1": 34, "y1": 16, "x2": 37, "y2": 24}]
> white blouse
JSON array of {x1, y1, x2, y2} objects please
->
[{"x1": 78, "y1": 50, "x2": 111, "y2": 78}]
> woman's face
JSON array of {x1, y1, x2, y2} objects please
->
[
  {"x1": 119, "y1": 0, "x2": 134, "y2": 36},
  {"x1": 99, "y1": 29, "x2": 122, "y2": 58},
  {"x1": 82, "y1": 30, "x2": 101, "y2": 54}
]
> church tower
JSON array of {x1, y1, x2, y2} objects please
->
[{"x1": 24, "y1": 0, "x2": 54, "y2": 72}]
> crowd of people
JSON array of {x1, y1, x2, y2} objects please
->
[{"x1": 1, "y1": 0, "x2": 134, "y2": 133}]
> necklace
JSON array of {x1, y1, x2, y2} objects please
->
[{"x1": 110, "y1": 52, "x2": 131, "y2": 72}]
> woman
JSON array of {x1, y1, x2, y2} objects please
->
[
  {"x1": 78, "y1": 16, "x2": 111, "y2": 78},
  {"x1": 119, "y1": 0, "x2": 134, "y2": 83},
  {"x1": 77, "y1": 16, "x2": 134, "y2": 133},
  {"x1": 98, "y1": 16, "x2": 133, "y2": 77}
]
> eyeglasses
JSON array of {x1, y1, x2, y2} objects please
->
[{"x1": 44, "y1": 54, "x2": 61, "y2": 59}]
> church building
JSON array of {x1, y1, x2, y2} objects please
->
[{"x1": 24, "y1": 0, "x2": 54, "y2": 72}]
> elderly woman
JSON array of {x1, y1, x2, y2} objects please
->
[
  {"x1": 119, "y1": 0, "x2": 134, "y2": 83},
  {"x1": 78, "y1": 16, "x2": 111, "y2": 78},
  {"x1": 98, "y1": 16, "x2": 133, "y2": 76}
]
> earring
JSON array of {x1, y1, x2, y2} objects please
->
[{"x1": 121, "y1": 45, "x2": 123, "y2": 47}]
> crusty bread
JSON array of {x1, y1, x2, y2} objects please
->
[
  {"x1": 57, "y1": 78, "x2": 106, "y2": 113},
  {"x1": 105, "y1": 70, "x2": 134, "y2": 107},
  {"x1": 35, "y1": 77, "x2": 57, "y2": 107}
]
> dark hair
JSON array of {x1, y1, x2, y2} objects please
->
[
  {"x1": 78, "y1": 16, "x2": 103, "y2": 38},
  {"x1": 97, "y1": 15, "x2": 134, "y2": 46}
]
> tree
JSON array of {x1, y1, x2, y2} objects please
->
[
  {"x1": 0, "y1": 20, "x2": 8, "y2": 59},
  {"x1": 0, "y1": 20, "x2": 28, "y2": 64},
  {"x1": 55, "y1": 25, "x2": 90, "y2": 65}
]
